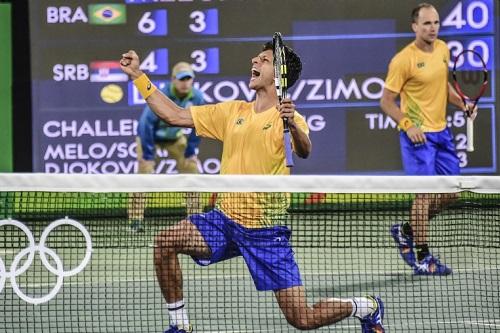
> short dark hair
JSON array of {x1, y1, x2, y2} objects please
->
[
  {"x1": 263, "y1": 41, "x2": 302, "y2": 88},
  {"x1": 411, "y1": 3, "x2": 435, "y2": 23}
]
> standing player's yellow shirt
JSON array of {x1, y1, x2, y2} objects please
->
[
  {"x1": 384, "y1": 39, "x2": 450, "y2": 132},
  {"x1": 190, "y1": 100, "x2": 309, "y2": 227}
]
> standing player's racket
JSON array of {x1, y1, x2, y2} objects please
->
[
  {"x1": 273, "y1": 32, "x2": 294, "y2": 167},
  {"x1": 452, "y1": 49, "x2": 488, "y2": 152}
]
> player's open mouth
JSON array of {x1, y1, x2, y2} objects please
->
[{"x1": 251, "y1": 69, "x2": 260, "y2": 78}]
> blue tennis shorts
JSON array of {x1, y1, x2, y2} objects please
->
[
  {"x1": 189, "y1": 209, "x2": 302, "y2": 291},
  {"x1": 399, "y1": 128, "x2": 460, "y2": 175}
]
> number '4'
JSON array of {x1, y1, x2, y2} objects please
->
[{"x1": 139, "y1": 52, "x2": 158, "y2": 73}]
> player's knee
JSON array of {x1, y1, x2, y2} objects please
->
[
  {"x1": 154, "y1": 229, "x2": 180, "y2": 254},
  {"x1": 283, "y1": 312, "x2": 316, "y2": 330},
  {"x1": 287, "y1": 317, "x2": 314, "y2": 330},
  {"x1": 154, "y1": 219, "x2": 193, "y2": 251}
]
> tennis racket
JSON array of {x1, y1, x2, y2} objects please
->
[
  {"x1": 273, "y1": 32, "x2": 294, "y2": 167},
  {"x1": 452, "y1": 49, "x2": 488, "y2": 152}
]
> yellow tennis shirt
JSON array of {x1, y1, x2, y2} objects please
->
[
  {"x1": 384, "y1": 39, "x2": 450, "y2": 132},
  {"x1": 190, "y1": 100, "x2": 309, "y2": 227}
]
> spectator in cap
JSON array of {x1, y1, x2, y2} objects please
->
[{"x1": 128, "y1": 61, "x2": 205, "y2": 232}]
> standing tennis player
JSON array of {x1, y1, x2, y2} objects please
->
[
  {"x1": 380, "y1": 3, "x2": 476, "y2": 275},
  {"x1": 121, "y1": 42, "x2": 385, "y2": 332}
]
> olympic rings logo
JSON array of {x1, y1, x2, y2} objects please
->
[{"x1": 0, "y1": 218, "x2": 92, "y2": 305}]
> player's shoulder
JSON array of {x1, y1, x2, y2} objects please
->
[
  {"x1": 434, "y1": 39, "x2": 450, "y2": 53},
  {"x1": 395, "y1": 42, "x2": 417, "y2": 59},
  {"x1": 218, "y1": 100, "x2": 250, "y2": 108},
  {"x1": 200, "y1": 100, "x2": 249, "y2": 114},
  {"x1": 221, "y1": 100, "x2": 254, "y2": 116},
  {"x1": 435, "y1": 39, "x2": 448, "y2": 48},
  {"x1": 390, "y1": 42, "x2": 415, "y2": 67}
]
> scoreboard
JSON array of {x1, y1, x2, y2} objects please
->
[{"x1": 28, "y1": 0, "x2": 498, "y2": 175}]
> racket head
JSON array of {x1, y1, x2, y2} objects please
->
[
  {"x1": 273, "y1": 32, "x2": 294, "y2": 167},
  {"x1": 452, "y1": 49, "x2": 488, "y2": 105},
  {"x1": 273, "y1": 32, "x2": 288, "y2": 101}
]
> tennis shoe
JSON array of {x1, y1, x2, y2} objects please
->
[
  {"x1": 129, "y1": 219, "x2": 144, "y2": 233},
  {"x1": 359, "y1": 296, "x2": 385, "y2": 333},
  {"x1": 164, "y1": 324, "x2": 193, "y2": 333},
  {"x1": 390, "y1": 223, "x2": 416, "y2": 267},
  {"x1": 414, "y1": 254, "x2": 452, "y2": 276}
]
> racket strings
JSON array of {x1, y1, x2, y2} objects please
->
[
  {"x1": 451, "y1": 49, "x2": 488, "y2": 153},
  {"x1": 452, "y1": 50, "x2": 488, "y2": 103}
]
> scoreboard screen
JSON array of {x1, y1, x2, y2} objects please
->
[{"x1": 28, "y1": 0, "x2": 498, "y2": 174}]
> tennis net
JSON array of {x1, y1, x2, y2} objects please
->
[{"x1": 0, "y1": 174, "x2": 499, "y2": 332}]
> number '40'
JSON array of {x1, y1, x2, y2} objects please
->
[{"x1": 442, "y1": 1, "x2": 489, "y2": 29}]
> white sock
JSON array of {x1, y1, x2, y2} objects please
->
[
  {"x1": 350, "y1": 297, "x2": 376, "y2": 319},
  {"x1": 167, "y1": 300, "x2": 190, "y2": 328}
]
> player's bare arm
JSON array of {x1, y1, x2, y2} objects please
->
[
  {"x1": 278, "y1": 98, "x2": 311, "y2": 158},
  {"x1": 447, "y1": 82, "x2": 478, "y2": 119},
  {"x1": 120, "y1": 50, "x2": 195, "y2": 128},
  {"x1": 380, "y1": 88, "x2": 426, "y2": 144},
  {"x1": 447, "y1": 82, "x2": 468, "y2": 110}
]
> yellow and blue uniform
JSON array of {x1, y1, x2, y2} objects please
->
[
  {"x1": 188, "y1": 100, "x2": 310, "y2": 291},
  {"x1": 384, "y1": 39, "x2": 459, "y2": 175},
  {"x1": 191, "y1": 100, "x2": 309, "y2": 227}
]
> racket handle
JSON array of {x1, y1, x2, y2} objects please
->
[
  {"x1": 466, "y1": 117, "x2": 474, "y2": 152},
  {"x1": 283, "y1": 129, "x2": 294, "y2": 167}
]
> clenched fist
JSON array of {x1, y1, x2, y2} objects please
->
[{"x1": 120, "y1": 50, "x2": 143, "y2": 80}]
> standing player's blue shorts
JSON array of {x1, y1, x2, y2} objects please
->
[
  {"x1": 399, "y1": 128, "x2": 459, "y2": 175},
  {"x1": 189, "y1": 209, "x2": 302, "y2": 291}
]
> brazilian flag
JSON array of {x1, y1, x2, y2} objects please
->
[{"x1": 89, "y1": 4, "x2": 126, "y2": 25}]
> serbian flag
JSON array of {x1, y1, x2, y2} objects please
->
[{"x1": 90, "y1": 61, "x2": 128, "y2": 82}]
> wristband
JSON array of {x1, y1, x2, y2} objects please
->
[
  {"x1": 133, "y1": 73, "x2": 157, "y2": 100},
  {"x1": 398, "y1": 117, "x2": 414, "y2": 132}
]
